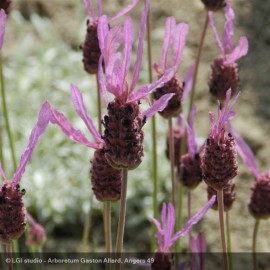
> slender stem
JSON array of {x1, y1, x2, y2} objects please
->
[
  {"x1": 188, "y1": 13, "x2": 209, "y2": 119},
  {"x1": 217, "y1": 189, "x2": 228, "y2": 270},
  {"x1": 252, "y1": 219, "x2": 260, "y2": 270},
  {"x1": 5, "y1": 243, "x2": 13, "y2": 270},
  {"x1": 146, "y1": 4, "x2": 158, "y2": 252},
  {"x1": 187, "y1": 190, "x2": 191, "y2": 240},
  {"x1": 104, "y1": 202, "x2": 112, "y2": 253},
  {"x1": 81, "y1": 193, "x2": 93, "y2": 253},
  {"x1": 115, "y1": 169, "x2": 128, "y2": 270},
  {"x1": 168, "y1": 118, "x2": 176, "y2": 207},
  {"x1": 0, "y1": 121, "x2": 4, "y2": 168},
  {"x1": 0, "y1": 55, "x2": 17, "y2": 172},
  {"x1": 226, "y1": 212, "x2": 233, "y2": 270}
]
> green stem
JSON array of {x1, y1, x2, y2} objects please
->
[
  {"x1": 168, "y1": 118, "x2": 176, "y2": 207},
  {"x1": 226, "y1": 212, "x2": 233, "y2": 270},
  {"x1": 146, "y1": 3, "x2": 158, "y2": 252},
  {"x1": 252, "y1": 219, "x2": 260, "y2": 270},
  {"x1": 104, "y1": 202, "x2": 112, "y2": 270},
  {"x1": 0, "y1": 121, "x2": 4, "y2": 168},
  {"x1": 115, "y1": 169, "x2": 128, "y2": 270},
  {"x1": 0, "y1": 55, "x2": 17, "y2": 172},
  {"x1": 81, "y1": 193, "x2": 93, "y2": 253},
  {"x1": 5, "y1": 243, "x2": 13, "y2": 270},
  {"x1": 217, "y1": 189, "x2": 228, "y2": 270},
  {"x1": 188, "y1": 13, "x2": 209, "y2": 119}
]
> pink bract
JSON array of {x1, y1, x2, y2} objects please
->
[{"x1": 150, "y1": 197, "x2": 215, "y2": 253}]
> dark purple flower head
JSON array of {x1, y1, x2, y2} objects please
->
[
  {"x1": 0, "y1": 2, "x2": 11, "y2": 15},
  {"x1": 152, "y1": 17, "x2": 189, "y2": 118},
  {"x1": 201, "y1": 0, "x2": 226, "y2": 11},
  {"x1": 150, "y1": 197, "x2": 215, "y2": 253},
  {"x1": 97, "y1": 1, "x2": 175, "y2": 169},
  {"x1": 201, "y1": 89, "x2": 239, "y2": 190},
  {"x1": 0, "y1": 102, "x2": 50, "y2": 244},
  {"x1": 208, "y1": 0, "x2": 248, "y2": 100}
]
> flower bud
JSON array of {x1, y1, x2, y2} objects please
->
[
  {"x1": 165, "y1": 128, "x2": 182, "y2": 167},
  {"x1": 91, "y1": 148, "x2": 122, "y2": 201},
  {"x1": 103, "y1": 99, "x2": 144, "y2": 170},
  {"x1": 81, "y1": 22, "x2": 101, "y2": 74},
  {"x1": 209, "y1": 56, "x2": 239, "y2": 101},
  {"x1": 201, "y1": 0, "x2": 226, "y2": 11},
  {"x1": 0, "y1": 183, "x2": 26, "y2": 244},
  {"x1": 179, "y1": 153, "x2": 202, "y2": 190},
  {"x1": 201, "y1": 132, "x2": 238, "y2": 190},
  {"x1": 153, "y1": 76, "x2": 184, "y2": 119},
  {"x1": 249, "y1": 172, "x2": 270, "y2": 219}
]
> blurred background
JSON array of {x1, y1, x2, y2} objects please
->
[{"x1": 1, "y1": 0, "x2": 270, "y2": 253}]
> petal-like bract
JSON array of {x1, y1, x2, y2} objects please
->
[
  {"x1": 12, "y1": 102, "x2": 51, "y2": 185},
  {"x1": 70, "y1": 84, "x2": 102, "y2": 143}
]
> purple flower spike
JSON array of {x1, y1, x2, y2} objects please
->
[
  {"x1": 0, "y1": 102, "x2": 50, "y2": 244},
  {"x1": 208, "y1": 0, "x2": 248, "y2": 100},
  {"x1": 0, "y1": 9, "x2": 7, "y2": 50},
  {"x1": 189, "y1": 233, "x2": 207, "y2": 270},
  {"x1": 208, "y1": 1, "x2": 248, "y2": 62},
  {"x1": 49, "y1": 85, "x2": 102, "y2": 150},
  {"x1": 12, "y1": 102, "x2": 51, "y2": 186},
  {"x1": 151, "y1": 197, "x2": 215, "y2": 253}
]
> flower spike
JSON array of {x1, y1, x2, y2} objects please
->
[{"x1": 208, "y1": 1, "x2": 248, "y2": 100}]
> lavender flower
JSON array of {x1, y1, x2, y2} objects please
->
[
  {"x1": 208, "y1": 0, "x2": 248, "y2": 100},
  {"x1": 179, "y1": 105, "x2": 202, "y2": 190},
  {"x1": 49, "y1": 85, "x2": 122, "y2": 201},
  {"x1": 81, "y1": 0, "x2": 138, "y2": 74},
  {"x1": 201, "y1": 89, "x2": 239, "y2": 190},
  {"x1": 0, "y1": 102, "x2": 50, "y2": 244},
  {"x1": 97, "y1": 1, "x2": 175, "y2": 169},
  {"x1": 230, "y1": 128, "x2": 270, "y2": 219},
  {"x1": 153, "y1": 17, "x2": 189, "y2": 118},
  {"x1": 150, "y1": 197, "x2": 215, "y2": 269}
]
